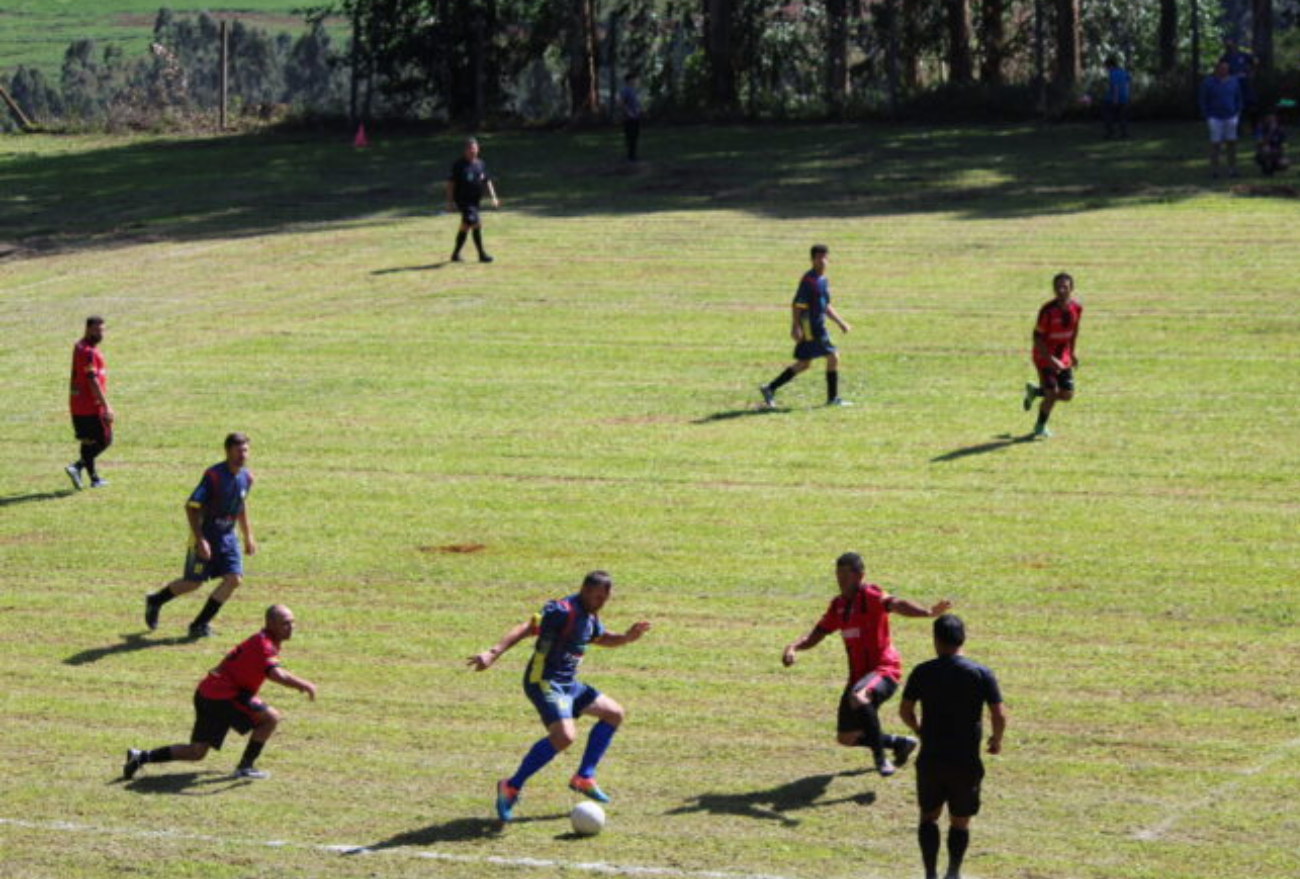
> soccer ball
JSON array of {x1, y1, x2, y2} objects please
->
[{"x1": 570, "y1": 801, "x2": 605, "y2": 836}]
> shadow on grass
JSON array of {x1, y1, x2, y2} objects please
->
[
  {"x1": 0, "y1": 489, "x2": 76, "y2": 507},
  {"x1": 692, "y1": 406, "x2": 791, "y2": 424},
  {"x1": 931, "y1": 432, "x2": 1036, "y2": 463},
  {"x1": 65, "y1": 633, "x2": 193, "y2": 666},
  {"x1": 4, "y1": 123, "x2": 1291, "y2": 258},
  {"x1": 666, "y1": 771, "x2": 875, "y2": 827},
  {"x1": 117, "y1": 771, "x2": 251, "y2": 796},
  {"x1": 371, "y1": 262, "x2": 450, "y2": 275},
  {"x1": 354, "y1": 813, "x2": 566, "y2": 852}
]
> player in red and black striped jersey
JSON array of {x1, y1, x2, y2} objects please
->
[
  {"x1": 66, "y1": 316, "x2": 114, "y2": 490},
  {"x1": 1023, "y1": 273, "x2": 1083, "y2": 439},
  {"x1": 782, "y1": 553, "x2": 951, "y2": 777},
  {"x1": 122, "y1": 605, "x2": 317, "y2": 781}
]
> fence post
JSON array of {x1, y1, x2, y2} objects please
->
[{"x1": 219, "y1": 19, "x2": 229, "y2": 130}]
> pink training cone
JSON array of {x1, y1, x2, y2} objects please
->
[{"x1": 353, "y1": 123, "x2": 369, "y2": 148}]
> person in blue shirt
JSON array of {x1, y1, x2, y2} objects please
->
[
  {"x1": 1102, "y1": 56, "x2": 1130, "y2": 140},
  {"x1": 1199, "y1": 61, "x2": 1244, "y2": 178},
  {"x1": 616, "y1": 73, "x2": 643, "y2": 161},
  {"x1": 468, "y1": 571, "x2": 651, "y2": 822},
  {"x1": 144, "y1": 433, "x2": 257, "y2": 639},
  {"x1": 1218, "y1": 38, "x2": 1257, "y2": 125},
  {"x1": 760, "y1": 244, "x2": 853, "y2": 409}
]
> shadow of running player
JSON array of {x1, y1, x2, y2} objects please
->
[
  {"x1": 64, "y1": 633, "x2": 193, "y2": 666},
  {"x1": 114, "y1": 771, "x2": 252, "y2": 796},
  {"x1": 666, "y1": 771, "x2": 875, "y2": 827},
  {"x1": 351, "y1": 813, "x2": 567, "y2": 852},
  {"x1": 930, "y1": 433, "x2": 1036, "y2": 463}
]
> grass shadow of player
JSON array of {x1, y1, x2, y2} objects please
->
[
  {"x1": 370, "y1": 262, "x2": 449, "y2": 275},
  {"x1": 117, "y1": 771, "x2": 251, "y2": 796},
  {"x1": 0, "y1": 489, "x2": 76, "y2": 508},
  {"x1": 64, "y1": 633, "x2": 193, "y2": 666},
  {"x1": 666, "y1": 771, "x2": 875, "y2": 827},
  {"x1": 692, "y1": 407, "x2": 792, "y2": 424},
  {"x1": 354, "y1": 813, "x2": 566, "y2": 852},
  {"x1": 930, "y1": 433, "x2": 1036, "y2": 463}
]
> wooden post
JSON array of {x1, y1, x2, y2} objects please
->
[
  {"x1": 219, "y1": 19, "x2": 228, "y2": 130},
  {"x1": 350, "y1": 8, "x2": 360, "y2": 123},
  {"x1": 1033, "y1": 0, "x2": 1046, "y2": 114},
  {"x1": 607, "y1": 11, "x2": 617, "y2": 121},
  {"x1": 1190, "y1": 0, "x2": 1200, "y2": 103},
  {"x1": 0, "y1": 83, "x2": 35, "y2": 131}
]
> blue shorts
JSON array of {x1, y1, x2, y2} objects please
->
[
  {"x1": 794, "y1": 337, "x2": 836, "y2": 361},
  {"x1": 182, "y1": 533, "x2": 242, "y2": 582},
  {"x1": 524, "y1": 679, "x2": 601, "y2": 727}
]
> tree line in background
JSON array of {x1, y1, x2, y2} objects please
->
[{"x1": 2, "y1": 1, "x2": 1298, "y2": 131}]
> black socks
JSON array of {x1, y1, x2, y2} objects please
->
[
  {"x1": 919, "y1": 821, "x2": 940, "y2": 878},
  {"x1": 453, "y1": 230, "x2": 468, "y2": 256},
  {"x1": 769, "y1": 368, "x2": 796, "y2": 392},
  {"x1": 238, "y1": 739, "x2": 265, "y2": 770},
  {"x1": 191, "y1": 598, "x2": 223, "y2": 629},
  {"x1": 947, "y1": 826, "x2": 970, "y2": 877},
  {"x1": 472, "y1": 228, "x2": 485, "y2": 255},
  {"x1": 146, "y1": 747, "x2": 174, "y2": 764},
  {"x1": 826, "y1": 370, "x2": 839, "y2": 402}
]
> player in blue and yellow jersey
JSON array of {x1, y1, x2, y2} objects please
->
[
  {"x1": 468, "y1": 571, "x2": 651, "y2": 822},
  {"x1": 144, "y1": 433, "x2": 257, "y2": 639},
  {"x1": 760, "y1": 244, "x2": 853, "y2": 409}
]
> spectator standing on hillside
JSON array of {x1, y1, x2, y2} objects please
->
[
  {"x1": 900, "y1": 614, "x2": 1006, "y2": 879},
  {"x1": 1218, "y1": 38, "x2": 1257, "y2": 130},
  {"x1": 1200, "y1": 61, "x2": 1244, "y2": 179},
  {"x1": 66, "y1": 316, "x2": 114, "y2": 490},
  {"x1": 1255, "y1": 113, "x2": 1288, "y2": 176},
  {"x1": 1102, "y1": 56, "x2": 1130, "y2": 140},
  {"x1": 445, "y1": 136, "x2": 499, "y2": 263},
  {"x1": 617, "y1": 73, "x2": 643, "y2": 162}
]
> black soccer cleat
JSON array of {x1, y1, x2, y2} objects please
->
[
  {"x1": 123, "y1": 749, "x2": 145, "y2": 780},
  {"x1": 893, "y1": 736, "x2": 918, "y2": 768},
  {"x1": 759, "y1": 385, "x2": 776, "y2": 409},
  {"x1": 478, "y1": 253, "x2": 494, "y2": 263},
  {"x1": 451, "y1": 253, "x2": 464, "y2": 263},
  {"x1": 876, "y1": 755, "x2": 897, "y2": 777},
  {"x1": 187, "y1": 622, "x2": 212, "y2": 640},
  {"x1": 144, "y1": 595, "x2": 160, "y2": 631},
  {"x1": 65, "y1": 464, "x2": 83, "y2": 491}
]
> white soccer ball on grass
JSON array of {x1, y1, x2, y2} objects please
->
[{"x1": 570, "y1": 801, "x2": 606, "y2": 836}]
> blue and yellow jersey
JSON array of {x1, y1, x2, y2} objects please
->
[
  {"x1": 793, "y1": 270, "x2": 831, "y2": 341},
  {"x1": 523, "y1": 594, "x2": 605, "y2": 687},
  {"x1": 188, "y1": 463, "x2": 253, "y2": 537}
]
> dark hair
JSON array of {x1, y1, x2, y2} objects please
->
[
  {"x1": 224, "y1": 432, "x2": 250, "y2": 449},
  {"x1": 85, "y1": 315, "x2": 104, "y2": 327},
  {"x1": 1105, "y1": 55, "x2": 1119, "y2": 68},
  {"x1": 810, "y1": 244, "x2": 829, "y2": 259},
  {"x1": 835, "y1": 552, "x2": 864, "y2": 574},
  {"x1": 625, "y1": 72, "x2": 638, "y2": 83},
  {"x1": 1053, "y1": 272, "x2": 1074, "y2": 289},
  {"x1": 582, "y1": 570, "x2": 613, "y2": 590},
  {"x1": 934, "y1": 613, "x2": 966, "y2": 647}
]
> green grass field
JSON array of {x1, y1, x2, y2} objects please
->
[
  {"x1": 1, "y1": 122, "x2": 1298, "y2": 879},
  {"x1": 0, "y1": 0, "x2": 324, "y2": 79}
]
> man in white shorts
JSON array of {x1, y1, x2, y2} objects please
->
[{"x1": 1199, "y1": 60, "x2": 1244, "y2": 178}]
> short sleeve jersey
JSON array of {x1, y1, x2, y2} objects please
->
[
  {"x1": 619, "y1": 85, "x2": 641, "y2": 119},
  {"x1": 524, "y1": 594, "x2": 606, "y2": 687},
  {"x1": 815, "y1": 584, "x2": 902, "y2": 685},
  {"x1": 69, "y1": 340, "x2": 107, "y2": 416},
  {"x1": 1106, "y1": 67, "x2": 1130, "y2": 104},
  {"x1": 449, "y1": 157, "x2": 490, "y2": 206},
  {"x1": 196, "y1": 630, "x2": 282, "y2": 703},
  {"x1": 188, "y1": 463, "x2": 253, "y2": 537},
  {"x1": 902, "y1": 654, "x2": 1002, "y2": 766},
  {"x1": 793, "y1": 271, "x2": 831, "y2": 341},
  {"x1": 1033, "y1": 299, "x2": 1082, "y2": 369}
]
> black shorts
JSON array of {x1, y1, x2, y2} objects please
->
[
  {"x1": 836, "y1": 673, "x2": 899, "y2": 733},
  {"x1": 458, "y1": 203, "x2": 481, "y2": 227},
  {"x1": 71, "y1": 413, "x2": 112, "y2": 447},
  {"x1": 1037, "y1": 366, "x2": 1075, "y2": 394},
  {"x1": 794, "y1": 337, "x2": 836, "y2": 362},
  {"x1": 916, "y1": 760, "x2": 984, "y2": 817},
  {"x1": 191, "y1": 692, "x2": 262, "y2": 750}
]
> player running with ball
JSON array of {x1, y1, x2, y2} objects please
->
[{"x1": 468, "y1": 571, "x2": 650, "y2": 822}]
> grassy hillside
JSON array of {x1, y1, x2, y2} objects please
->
[{"x1": 0, "y1": 122, "x2": 1297, "y2": 879}]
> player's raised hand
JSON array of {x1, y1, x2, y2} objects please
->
[
  {"x1": 467, "y1": 650, "x2": 496, "y2": 671},
  {"x1": 929, "y1": 599, "x2": 953, "y2": 617},
  {"x1": 624, "y1": 621, "x2": 651, "y2": 642}
]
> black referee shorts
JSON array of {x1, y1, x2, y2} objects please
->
[{"x1": 916, "y1": 759, "x2": 985, "y2": 817}]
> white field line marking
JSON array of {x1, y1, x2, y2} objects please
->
[
  {"x1": 1131, "y1": 734, "x2": 1300, "y2": 841},
  {"x1": 0, "y1": 815, "x2": 888, "y2": 879}
]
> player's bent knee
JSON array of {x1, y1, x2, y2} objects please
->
[{"x1": 836, "y1": 731, "x2": 860, "y2": 747}]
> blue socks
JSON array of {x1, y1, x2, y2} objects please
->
[
  {"x1": 508, "y1": 737, "x2": 557, "y2": 790},
  {"x1": 577, "y1": 721, "x2": 617, "y2": 779}
]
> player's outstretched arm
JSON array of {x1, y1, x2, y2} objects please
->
[
  {"x1": 826, "y1": 303, "x2": 851, "y2": 334},
  {"x1": 888, "y1": 597, "x2": 953, "y2": 618},
  {"x1": 988, "y1": 702, "x2": 1008, "y2": 754},
  {"x1": 595, "y1": 620, "x2": 651, "y2": 648},
  {"x1": 782, "y1": 627, "x2": 828, "y2": 667},
  {"x1": 487, "y1": 180, "x2": 500, "y2": 209},
  {"x1": 185, "y1": 505, "x2": 211, "y2": 560},
  {"x1": 899, "y1": 698, "x2": 920, "y2": 735},
  {"x1": 268, "y1": 666, "x2": 317, "y2": 701},
  {"x1": 238, "y1": 508, "x2": 257, "y2": 556},
  {"x1": 467, "y1": 619, "x2": 532, "y2": 670}
]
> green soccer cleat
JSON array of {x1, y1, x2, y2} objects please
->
[
  {"x1": 1023, "y1": 383, "x2": 1038, "y2": 411},
  {"x1": 569, "y1": 775, "x2": 611, "y2": 803},
  {"x1": 1033, "y1": 424, "x2": 1052, "y2": 439}
]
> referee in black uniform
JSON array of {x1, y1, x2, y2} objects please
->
[
  {"x1": 444, "y1": 136, "x2": 499, "y2": 263},
  {"x1": 900, "y1": 615, "x2": 1007, "y2": 879}
]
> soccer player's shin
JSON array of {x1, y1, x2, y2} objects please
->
[
  {"x1": 508, "y1": 737, "x2": 558, "y2": 791},
  {"x1": 919, "y1": 821, "x2": 941, "y2": 879},
  {"x1": 576, "y1": 720, "x2": 617, "y2": 779},
  {"x1": 947, "y1": 826, "x2": 971, "y2": 877}
]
